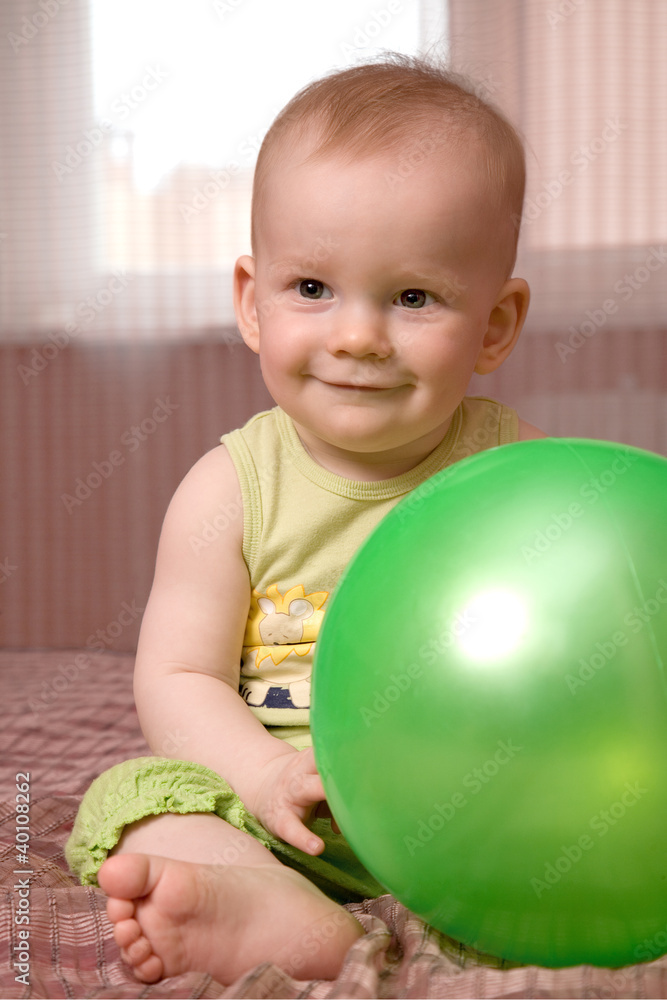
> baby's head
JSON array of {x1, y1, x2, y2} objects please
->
[
  {"x1": 235, "y1": 55, "x2": 530, "y2": 472},
  {"x1": 251, "y1": 54, "x2": 526, "y2": 279}
]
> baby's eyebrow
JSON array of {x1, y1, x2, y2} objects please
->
[{"x1": 267, "y1": 259, "x2": 313, "y2": 276}]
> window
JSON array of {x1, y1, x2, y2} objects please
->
[
  {"x1": 0, "y1": 0, "x2": 439, "y2": 339},
  {"x1": 91, "y1": 0, "x2": 436, "y2": 274},
  {"x1": 3, "y1": 1, "x2": 664, "y2": 340}
]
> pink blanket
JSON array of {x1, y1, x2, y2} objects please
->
[{"x1": 1, "y1": 650, "x2": 665, "y2": 998}]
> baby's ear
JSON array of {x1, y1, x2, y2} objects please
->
[
  {"x1": 233, "y1": 255, "x2": 259, "y2": 353},
  {"x1": 474, "y1": 277, "x2": 530, "y2": 375}
]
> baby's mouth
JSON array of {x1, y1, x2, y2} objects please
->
[
  {"x1": 317, "y1": 377, "x2": 403, "y2": 392},
  {"x1": 330, "y1": 382, "x2": 391, "y2": 390}
]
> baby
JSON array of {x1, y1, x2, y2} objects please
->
[{"x1": 66, "y1": 54, "x2": 546, "y2": 985}]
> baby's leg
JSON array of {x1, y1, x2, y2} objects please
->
[{"x1": 99, "y1": 813, "x2": 364, "y2": 985}]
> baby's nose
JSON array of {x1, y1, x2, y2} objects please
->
[{"x1": 327, "y1": 310, "x2": 392, "y2": 358}]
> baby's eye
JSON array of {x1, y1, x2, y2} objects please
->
[
  {"x1": 298, "y1": 279, "x2": 331, "y2": 300},
  {"x1": 395, "y1": 288, "x2": 435, "y2": 309}
]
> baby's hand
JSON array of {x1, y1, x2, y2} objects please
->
[{"x1": 250, "y1": 747, "x2": 329, "y2": 856}]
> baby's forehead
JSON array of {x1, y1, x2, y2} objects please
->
[
  {"x1": 260, "y1": 150, "x2": 495, "y2": 256},
  {"x1": 253, "y1": 130, "x2": 517, "y2": 280},
  {"x1": 259, "y1": 124, "x2": 490, "y2": 199},
  {"x1": 256, "y1": 143, "x2": 498, "y2": 251}
]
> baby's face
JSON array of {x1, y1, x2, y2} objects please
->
[{"x1": 238, "y1": 141, "x2": 512, "y2": 473}]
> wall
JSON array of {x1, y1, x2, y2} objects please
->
[
  {"x1": 1, "y1": 337, "x2": 272, "y2": 650},
  {"x1": 2, "y1": 327, "x2": 665, "y2": 650}
]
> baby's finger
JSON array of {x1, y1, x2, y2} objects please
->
[
  {"x1": 294, "y1": 771, "x2": 326, "y2": 804},
  {"x1": 293, "y1": 747, "x2": 325, "y2": 780},
  {"x1": 275, "y1": 810, "x2": 325, "y2": 856},
  {"x1": 280, "y1": 770, "x2": 325, "y2": 809}
]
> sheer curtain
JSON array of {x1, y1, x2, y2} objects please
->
[
  {"x1": 2, "y1": 0, "x2": 666, "y2": 649},
  {"x1": 447, "y1": 0, "x2": 667, "y2": 335},
  {"x1": 0, "y1": 0, "x2": 432, "y2": 340},
  {"x1": 447, "y1": 0, "x2": 667, "y2": 449},
  {"x1": 1, "y1": 1, "x2": 665, "y2": 341}
]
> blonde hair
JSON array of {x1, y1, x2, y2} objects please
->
[{"x1": 251, "y1": 54, "x2": 526, "y2": 275}]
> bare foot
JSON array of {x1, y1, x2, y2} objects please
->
[{"x1": 98, "y1": 852, "x2": 364, "y2": 984}]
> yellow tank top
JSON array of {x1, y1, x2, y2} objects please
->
[{"x1": 221, "y1": 396, "x2": 519, "y2": 748}]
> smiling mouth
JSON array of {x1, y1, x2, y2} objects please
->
[{"x1": 323, "y1": 381, "x2": 399, "y2": 391}]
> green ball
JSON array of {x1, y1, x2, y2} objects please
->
[{"x1": 312, "y1": 439, "x2": 667, "y2": 967}]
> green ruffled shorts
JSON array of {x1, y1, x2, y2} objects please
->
[{"x1": 65, "y1": 756, "x2": 385, "y2": 905}]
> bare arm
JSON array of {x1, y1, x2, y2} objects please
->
[
  {"x1": 518, "y1": 417, "x2": 548, "y2": 441},
  {"x1": 133, "y1": 445, "x2": 325, "y2": 852}
]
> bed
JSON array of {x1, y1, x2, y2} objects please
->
[{"x1": 1, "y1": 648, "x2": 665, "y2": 999}]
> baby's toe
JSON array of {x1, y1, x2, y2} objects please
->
[
  {"x1": 107, "y1": 896, "x2": 135, "y2": 923},
  {"x1": 125, "y1": 935, "x2": 154, "y2": 966},
  {"x1": 113, "y1": 916, "x2": 142, "y2": 949},
  {"x1": 132, "y1": 952, "x2": 164, "y2": 983}
]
